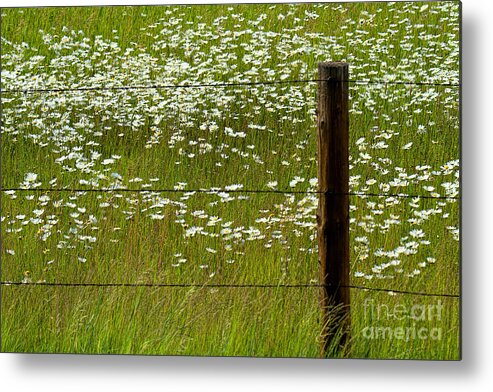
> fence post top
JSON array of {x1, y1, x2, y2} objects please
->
[{"x1": 318, "y1": 61, "x2": 348, "y2": 68}]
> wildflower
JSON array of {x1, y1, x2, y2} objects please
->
[
  {"x1": 25, "y1": 173, "x2": 38, "y2": 182},
  {"x1": 224, "y1": 184, "x2": 243, "y2": 191},
  {"x1": 22, "y1": 271, "x2": 32, "y2": 284}
]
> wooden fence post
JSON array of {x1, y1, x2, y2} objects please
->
[{"x1": 317, "y1": 61, "x2": 350, "y2": 357}]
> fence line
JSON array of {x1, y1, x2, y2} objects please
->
[
  {"x1": 0, "y1": 66, "x2": 460, "y2": 355},
  {"x1": 0, "y1": 78, "x2": 461, "y2": 95},
  {"x1": 0, "y1": 281, "x2": 459, "y2": 298},
  {"x1": 1, "y1": 187, "x2": 460, "y2": 200}
]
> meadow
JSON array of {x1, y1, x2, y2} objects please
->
[{"x1": 0, "y1": 1, "x2": 460, "y2": 359}]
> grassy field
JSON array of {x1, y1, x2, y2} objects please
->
[{"x1": 0, "y1": 1, "x2": 460, "y2": 359}]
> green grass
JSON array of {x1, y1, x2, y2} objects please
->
[{"x1": 1, "y1": 2, "x2": 460, "y2": 359}]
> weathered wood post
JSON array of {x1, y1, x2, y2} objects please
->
[{"x1": 317, "y1": 61, "x2": 350, "y2": 357}]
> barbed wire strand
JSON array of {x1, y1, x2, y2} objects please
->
[
  {"x1": 1, "y1": 187, "x2": 460, "y2": 200},
  {"x1": 0, "y1": 78, "x2": 461, "y2": 95},
  {"x1": 0, "y1": 281, "x2": 459, "y2": 298}
]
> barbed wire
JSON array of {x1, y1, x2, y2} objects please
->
[
  {"x1": 0, "y1": 75, "x2": 460, "y2": 302},
  {"x1": 345, "y1": 284, "x2": 459, "y2": 298},
  {"x1": 346, "y1": 79, "x2": 460, "y2": 87},
  {"x1": 0, "y1": 280, "x2": 459, "y2": 298},
  {"x1": 0, "y1": 78, "x2": 461, "y2": 95},
  {"x1": 1, "y1": 187, "x2": 460, "y2": 200}
]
